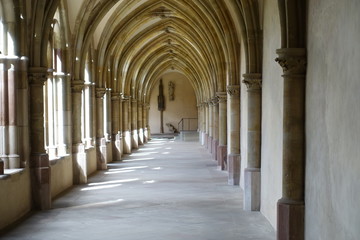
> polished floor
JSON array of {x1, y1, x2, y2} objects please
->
[{"x1": 1, "y1": 138, "x2": 275, "y2": 240}]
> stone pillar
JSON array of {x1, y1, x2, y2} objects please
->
[
  {"x1": 212, "y1": 97, "x2": 219, "y2": 160},
  {"x1": 122, "y1": 96, "x2": 131, "y2": 154},
  {"x1": 131, "y1": 98, "x2": 139, "y2": 149},
  {"x1": 72, "y1": 79, "x2": 87, "y2": 184},
  {"x1": 227, "y1": 85, "x2": 241, "y2": 185},
  {"x1": 111, "y1": 92, "x2": 121, "y2": 161},
  {"x1": 145, "y1": 103, "x2": 151, "y2": 140},
  {"x1": 208, "y1": 100, "x2": 213, "y2": 153},
  {"x1": 217, "y1": 92, "x2": 227, "y2": 170},
  {"x1": 95, "y1": 88, "x2": 107, "y2": 170},
  {"x1": 137, "y1": 102, "x2": 144, "y2": 145},
  {"x1": 275, "y1": 48, "x2": 306, "y2": 240},
  {"x1": 143, "y1": 103, "x2": 149, "y2": 143},
  {"x1": 243, "y1": 73, "x2": 262, "y2": 211},
  {"x1": 118, "y1": 94, "x2": 123, "y2": 155},
  {"x1": 204, "y1": 102, "x2": 209, "y2": 149},
  {"x1": 84, "y1": 82, "x2": 94, "y2": 148},
  {"x1": 28, "y1": 67, "x2": 51, "y2": 210}
]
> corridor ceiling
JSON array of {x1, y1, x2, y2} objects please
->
[{"x1": 61, "y1": 0, "x2": 259, "y2": 103}]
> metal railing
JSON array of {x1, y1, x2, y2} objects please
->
[{"x1": 178, "y1": 118, "x2": 198, "y2": 131}]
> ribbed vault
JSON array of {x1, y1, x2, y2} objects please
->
[{"x1": 70, "y1": 0, "x2": 240, "y2": 104}]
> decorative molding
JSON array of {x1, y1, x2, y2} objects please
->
[
  {"x1": 111, "y1": 92, "x2": 121, "y2": 100},
  {"x1": 95, "y1": 87, "x2": 106, "y2": 98},
  {"x1": 28, "y1": 67, "x2": 48, "y2": 86},
  {"x1": 242, "y1": 73, "x2": 262, "y2": 90},
  {"x1": 275, "y1": 48, "x2": 307, "y2": 75},
  {"x1": 211, "y1": 96, "x2": 219, "y2": 105},
  {"x1": 122, "y1": 95, "x2": 130, "y2": 101},
  {"x1": 226, "y1": 85, "x2": 240, "y2": 97},
  {"x1": 216, "y1": 92, "x2": 227, "y2": 103},
  {"x1": 71, "y1": 79, "x2": 85, "y2": 93}
]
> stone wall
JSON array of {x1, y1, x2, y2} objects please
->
[
  {"x1": 50, "y1": 155, "x2": 73, "y2": 198},
  {"x1": 306, "y1": 0, "x2": 360, "y2": 239}
]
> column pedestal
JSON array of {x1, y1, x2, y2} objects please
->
[
  {"x1": 97, "y1": 138, "x2": 107, "y2": 170},
  {"x1": 217, "y1": 145, "x2": 227, "y2": 170},
  {"x1": 131, "y1": 130, "x2": 139, "y2": 149},
  {"x1": 244, "y1": 168, "x2": 261, "y2": 211},
  {"x1": 277, "y1": 199, "x2": 304, "y2": 240},
  {"x1": 212, "y1": 139, "x2": 218, "y2": 160},
  {"x1": 72, "y1": 143, "x2": 87, "y2": 184},
  {"x1": 228, "y1": 153, "x2": 240, "y2": 185},
  {"x1": 112, "y1": 133, "x2": 121, "y2": 161},
  {"x1": 208, "y1": 136, "x2": 213, "y2": 153},
  {"x1": 204, "y1": 134, "x2": 209, "y2": 149},
  {"x1": 29, "y1": 153, "x2": 51, "y2": 210},
  {"x1": 123, "y1": 130, "x2": 131, "y2": 154}
]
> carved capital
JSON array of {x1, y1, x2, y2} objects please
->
[
  {"x1": 211, "y1": 96, "x2": 219, "y2": 105},
  {"x1": 216, "y1": 92, "x2": 227, "y2": 103},
  {"x1": 226, "y1": 85, "x2": 240, "y2": 97},
  {"x1": 275, "y1": 48, "x2": 306, "y2": 75},
  {"x1": 122, "y1": 95, "x2": 130, "y2": 102},
  {"x1": 72, "y1": 79, "x2": 84, "y2": 93},
  {"x1": 111, "y1": 92, "x2": 121, "y2": 100},
  {"x1": 28, "y1": 67, "x2": 48, "y2": 86},
  {"x1": 242, "y1": 73, "x2": 262, "y2": 90},
  {"x1": 95, "y1": 87, "x2": 106, "y2": 98}
]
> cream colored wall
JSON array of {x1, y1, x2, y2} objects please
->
[
  {"x1": 50, "y1": 155, "x2": 73, "y2": 198},
  {"x1": 306, "y1": 1, "x2": 360, "y2": 239},
  {"x1": 0, "y1": 169, "x2": 31, "y2": 230},
  {"x1": 149, "y1": 72, "x2": 197, "y2": 134},
  {"x1": 260, "y1": 0, "x2": 283, "y2": 229}
]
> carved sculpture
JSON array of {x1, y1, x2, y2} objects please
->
[{"x1": 168, "y1": 81, "x2": 175, "y2": 101}]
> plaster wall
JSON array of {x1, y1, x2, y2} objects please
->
[
  {"x1": 0, "y1": 169, "x2": 31, "y2": 230},
  {"x1": 240, "y1": 42, "x2": 248, "y2": 190},
  {"x1": 149, "y1": 72, "x2": 197, "y2": 134},
  {"x1": 306, "y1": 1, "x2": 360, "y2": 239},
  {"x1": 50, "y1": 155, "x2": 73, "y2": 198},
  {"x1": 260, "y1": 0, "x2": 283, "y2": 229}
]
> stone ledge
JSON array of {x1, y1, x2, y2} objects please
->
[{"x1": 0, "y1": 168, "x2": 26, "y2": 180}]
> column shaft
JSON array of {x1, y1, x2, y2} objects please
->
[
  {"x1": 217, "y1": 92, "x2": 227, "y2": 170},
  {"x1": 122, "y1": 97, "x2": 131, "y2": 154},
  {"x1": 111, "y1": 92, "x2": 121, "y2": 161},
  {"x1": 227, "y1": 85, "x2": 241, "y2": 185},
  {"x1": 131, "y1": 99, "x2": 138, "y2": 149},
  {"x1": 243, "y1": 73, "x2": 262, "y2": 211},
  {"x1": 275, "y1": 48, "x2": 306, "y2": 240},
  {"x1": 137, "y1": 102, "x2": 144, "y2": 145},
  {"x1": 96, "y1": 88, "x2": 107, "y2": 170}
]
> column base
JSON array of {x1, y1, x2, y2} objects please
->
[
  {"x1": 112, "y1": 134, "x2": 121, "y2": 161},
  {"x1": 208, "y1": 136, "x2": 213, "y2": 153},
  {"x1": 277, "y1": 198, "x2": 304, "y2": 240},
  {"x1": 204, "y1": 134, "x2": 209, "y2": 149},
  {"x1": 131, "y1": 130, "x2": 139, "y2": 149},
  {"x1": 123, "y1": 130, "x2": 131, "y2": 154},
  {"x1": 29, "y1": 153, "x2": 51, "y2": 210},
  {"x1": 0, "y1": 160, "x2": 4, "y2": 174},
  {"x1": 138, "y1": 128, "x2": 144, "y2": 145},
  {"x1": 244, "y1": 168, "x2": 261, "y2": 211},
  {"x1": 217, "y1": 145, "x2": 227, "y2": 170},
  {"x1": 212, "y1": 139, "x2": 218, "y2": 160},
  {"x1": 228, "y1": 154, "x2": 240, "y2": 185},
  {"x1": 96, "y1": 138, "x2": 107, "y2": 170},
  {"x1": 72, "y1": 143, "x2": 87, "y2": 184}
]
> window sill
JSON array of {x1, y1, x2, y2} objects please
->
[{"x1": 0, "y1": 168, "x2": 26, "y2": 180}]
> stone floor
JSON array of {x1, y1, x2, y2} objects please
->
[{"x1": 1, "y1": 138, "x2": 275, "y2": 240}]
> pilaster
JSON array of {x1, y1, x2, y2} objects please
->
[
  {"x1": 242, "y1": 73, "x2": 262, "y2": 211},
  {"x1": 216, "y1": 92, "x2": 227, "y2": 170},
  {"x1": 226, "y1": 85, "x2": 240, "y2": 185},
  {"x1": 275, "y1": 48, "x2": 306, "y2": 240},
  {"x1": 28, "y1": 67, "x2": 51, "y2": 210}
]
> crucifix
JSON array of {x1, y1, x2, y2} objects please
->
[{"x1": 158, "y1": 79, "x2": 165, "y2": 133}]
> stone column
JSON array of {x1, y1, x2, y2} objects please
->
[
  {"x1": 208, "y1": 100, "x2": 213, "y2": 153},
  {"x1": 131, "y1": 98, "x2": 139, "y2": 149},
  {"x1": 217, "y1": 92, "x2": 227, "y2": 170},
  {"x1": 243, "y1": 73, "x2": 262, "y2": 211},
  {"x1": 71, "y1": 79, "x2": 87, "y2": 184},
  {"x1": 227, "y1": 85, "x2": 241, "y2": 185},
  {"x1": 137, "y1": 102, "x2": 144, "y2": 145},
  {"x1": 111, "y1": 92, "x2": 121, "y2": 161},
  {"x1": 275, "y1": 48, "x2": 306, "y2": 240},
  {"x1": 143, "y1": 103, "x2": 149, "y2": 143},
  {"x1": 212, "y1": 97, "x2": 219, "y2": 160},
  {"x1": 204, "y1": 102, "x2": 209, "y2": 149},
  {"x1": 122, "y1": 96, "x2": 131, "y2": 154},
  {"x1": 118, "y1": 93, "x2": 123, "y2": 156},
  {"x1": 95, "y1": 88, "x2": 107, "y2": 170},
  {"x1": 28, "y1": 67, "x2": 51, "y2": 210}
]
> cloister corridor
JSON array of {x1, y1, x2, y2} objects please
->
[{"x1": 1, "y1": 138, "x2": 275, "y2": 240}]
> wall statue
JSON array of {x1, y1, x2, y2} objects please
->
[{"x1": 168, "y1": 81, "x2": 175, "y2": 101}]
